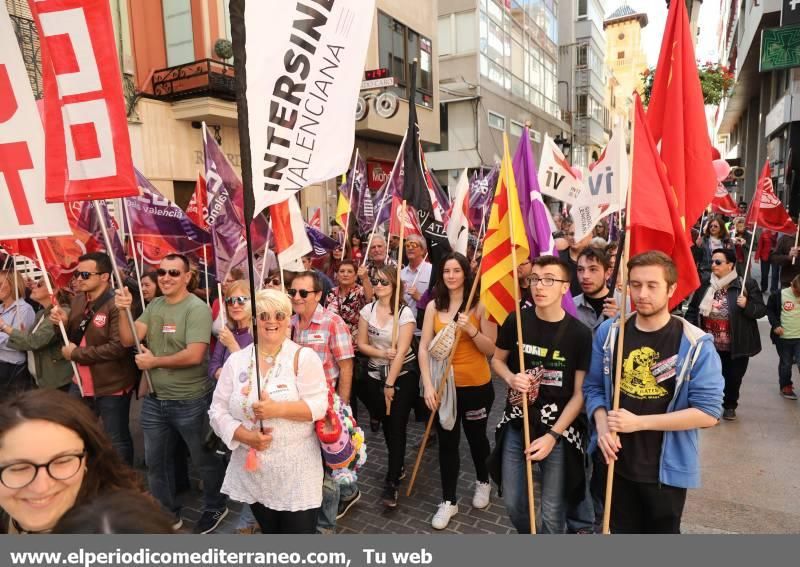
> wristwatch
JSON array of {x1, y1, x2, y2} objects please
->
[{"x1": 546, "y1": 429, "x2": 562, "y2": 444}]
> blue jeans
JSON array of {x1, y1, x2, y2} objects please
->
[
  {"x1": 316, "y1": 474, "x2": 357, "y2": 534},
  {"x1": 141, "y1": 394, "x2": 227, "y2": 515},
  {"x1": 69, "y1": 384, "x2": 133, "y2": 466},
  {"x1": 501, "y1": 425, "x2": 567, "y2": 534},
  {"x1": 777, "y1": 338, "x2": 800, "y2": 389}
]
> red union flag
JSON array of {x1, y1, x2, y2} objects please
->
[
  {"x1": 0, "y1": 3, "x2": 70, "y2": 239},
  {"x1": 28, "y1": 0, "x2": 136, "y2": 202},
  {"x1": 746, "y1": 160, "x2": 797, "y2": 235}
]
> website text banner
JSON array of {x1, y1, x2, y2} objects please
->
[{"x1": 0, "y1": 535, "x2": 792, "y2": 567}]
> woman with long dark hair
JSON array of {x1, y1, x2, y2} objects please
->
[
  {"x1": 418, "y1": 252, "x2": 497, "y2": 529},
  {"x1": 0, "y1": 389, "x2": 142, "y2": 533}
]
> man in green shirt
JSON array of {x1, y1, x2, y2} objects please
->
[{"x1": 116, "y1": 253, "x2": 227, "y2": 533}]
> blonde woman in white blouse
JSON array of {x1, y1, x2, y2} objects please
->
[{"x1": 209, "y1": 289, "x2": 328, "y2": 534}]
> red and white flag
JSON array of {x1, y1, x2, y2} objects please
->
[
  {"x1": 28, "y1": 0, "x2": 137, "y2": 203},
  {"x1": 446, "y1": 169, "x2": 470, "y2": 255},
  {"x1": 746, "y1": 160, "x2": 797, "y2": 235},
  {"x1": 269, "y1": 196, "x2": 311, "y2": 272},
  {"x1": 0, "y1": 2, "x2": 70, "y2": 239},
  {"x1": 186, "y1": 174, "x2": 209, "y2": 230}
]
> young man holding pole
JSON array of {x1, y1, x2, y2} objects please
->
[
  {"x1": 583, "y1": 251, "x2": 723, "y2": 533},
  {"x1": 492, "y1": 255, "x2": 592, "y2": 534}
]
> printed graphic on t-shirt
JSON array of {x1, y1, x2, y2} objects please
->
[
  {"x1": 784, "y1": 301, "x2": 795, "y2": 311},
  {"x1": 621, "y1": 346, "x2": 677, "y2": 400}
]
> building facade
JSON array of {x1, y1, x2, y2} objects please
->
[
  {"x1": 714, "y1": 0, "x2": 797, "y2": 210},
  {"x1": 428, "y1": 0, "x2": 569, "y2": 192},
  {"x1": 603, "y1": 5, "x2": 648, "y2": 130}
]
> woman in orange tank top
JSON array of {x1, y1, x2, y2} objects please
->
[{"x1": 418, "y1": 253, "x2": 497, "y2": 530}]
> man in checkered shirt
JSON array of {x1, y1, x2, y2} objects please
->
[{"x1": 290, "y1": 271, "x2": 356, "y2": 534}]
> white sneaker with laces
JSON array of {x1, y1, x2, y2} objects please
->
[
  {"x1": 431, "y1": 501, "x2": 458, "y2": 530},
  {"x1": 472, "y1": 481, "x2": 491, "y2": 509}
]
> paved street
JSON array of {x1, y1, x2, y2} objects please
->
[{"x1": 175, "y1": 311, "x2": 800, "y2": 535}]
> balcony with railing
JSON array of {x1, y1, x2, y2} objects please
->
[{"x1": 151, "y1": 59, "x2": 236, "y2": 102}]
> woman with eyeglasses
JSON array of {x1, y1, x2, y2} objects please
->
[
  {"x1": 209, "y1": 289, "x2": 328, "y2": 534},
  {"x1": 695, "y1": 214, "x2": 733, "y2": 284},
  {"x1": 0, "y1": 270, "x2": 36, "y2": 401},
  {"x1": 1, "y1": 276, "x2": 73, "y2": 392},
  {"x1": 419, "y1": 252, "x2": 498, "y2": 530},
  {"x1": 0, "y1": 389, "x2": 142, "y2": 533},
  {"x1": 209, "y1": 280, "x2": 253, "y2": 381},
  {"x1": 356, "y1": 266, "x2": 417, "y2": 509}
]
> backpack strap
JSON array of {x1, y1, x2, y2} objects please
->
[{"x1": 293, "y1": 346, "x2": 304, "y2": 375}]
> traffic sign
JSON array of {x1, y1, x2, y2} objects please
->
[{"x1": 760, "y1": 25, "x2": 800, "y2": 72}]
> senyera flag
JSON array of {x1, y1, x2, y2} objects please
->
[
  {"x1": 746, "y1": 160, "x2": 798, "y2": 235},
  {"x1": 0, "y1": 2, "x2": 70, "y2": 240},
  {"x1": 236, "y1": 0, "x2": 375, "y2": 217},
  {"x1": 28, "y1": 0, "x2": 137, "y2": 202}
]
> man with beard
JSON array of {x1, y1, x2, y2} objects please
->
[{"x1": 583, "y1": 251, "x2": 723, "y2": 533}]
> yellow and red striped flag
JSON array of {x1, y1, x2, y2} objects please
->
[
  {"x1": 480, "y1": 134, "x2": 530, "y2": 325},
  {"x1": 335, "y1": 191, "x2": 351, "y2": 228}
]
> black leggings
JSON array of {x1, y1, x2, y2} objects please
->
[
  {"x1": 249, "y1": 503, "x2": 319, "y2": 534},
  {"x1": 363, "y1": 371, "x2": 418, "y2": 484},
  {"x1": 436, "y1": 381, "x2": 495, "y2": 503},
  {"x1": 718, "y1": 350, "x2": 749, "y2": 410},
  {"x1": 611, "y1": 474, "x2": 687, "y2": 534}
]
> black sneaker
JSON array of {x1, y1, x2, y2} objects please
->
[
  {"x1": 370, "y1": 418, "x2": 381, "y2": 433},
  {"x1": 722, "y1": 408, "x2": 737, "y2": 421},
  {"x1": 336, "y1": 489, "x2": 361, "y2": 519},
  {"x1": 381, "y1": 482, "x2": 399, "y2": 509},
  {"x1": 192, "y1": 507, "x2": 229, "y2": 534}
]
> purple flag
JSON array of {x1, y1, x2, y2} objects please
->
[
  {"x1": 338, "y1": 154, "x2": 373, "y2": 234},
  {"x1": 76, "y1": 200, "x2": 127, "y2": 269},
  {"x1": 468, "y1": 166, "x2": 499, "y2": 228},
  {"x1": 305, "y1": 224, "x2": 340, "y2": 256},
  {"x1": 513, "y1": 128, "x2": 575, "y2": 315}
]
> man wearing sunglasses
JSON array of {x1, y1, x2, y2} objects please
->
[
  {"x1": 49, "y1": 252, "x2": 138, "y2": 467},
  {"x1": 115, "y1": 253, "x2": 227, "y2": 534},
  {"x1": 289, "y1": 271, "x2": 356, "y2": 533},
  {"x1": 400, "y1": 235, "x2": 431, "y2": 322}
]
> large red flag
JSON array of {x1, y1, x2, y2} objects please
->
[
  {"x1": 630, "y1": 94, "x2": 699, "y2": 310},
  {"x1": 746, "y1": 161, "x2": 797, "y2": 235},
  {"x1": 28, "y1": 0, "x2": 137, "y2": 203},
  {"x1": 186, "y1": 174, "x2": 209, "y2": 230},
  {"x1": 646, "y1": 0, "x2": 717, "y2": 231}
]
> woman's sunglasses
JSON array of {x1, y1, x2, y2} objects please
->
[
  {"x1": 370, "y1": 278, "x2": 391, "y2": 287},
  {"x1": 225, "y1": 296, "x2": 250, "y2": 306},
  {"x1": 259, "y1": 311, "x2": 287, "y2": 322},
  {"x1": 266, "y1": 278, "x2": 281, "y2": 287},
  {"x1": 156, "y1": 268, "x2": 183, "y2": 278}
]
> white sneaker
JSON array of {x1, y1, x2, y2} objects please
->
[
  {"x1": 431, "y1": 501, "x2": 458, "y2": 530},
  {"x1": 472, "y1": 481, "x2": 491, "y2": 509}
]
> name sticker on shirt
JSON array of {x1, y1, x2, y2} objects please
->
[
  {"x1": 268, "y1": 381, "x2": 292, "y2": 402},
  {"x1": 92, "y1": 313, "x2": 107, "y2": 328},
  {"x1": 306, "y1": 332, "x2": 326, "y2": 345},
  {"x1": 162, "y1": 324, "x2": 177, "y2": 334}
]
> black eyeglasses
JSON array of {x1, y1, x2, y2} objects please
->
[
  {"x1": 225, "y1": 296, "x2": 250, "y2": 306},
  {"x1": 156, "y1": 268, "x2": 183, "y2": 278},
  {"x1": 73, "y1": 271, "x2": 101, "y2": 280},
  {"x1": 287, "y1": 288, "x2": 315, "y2": 298},
  {"x1": 266, "y1": 278, "x2": 281, "y2": 287},
  {"x1": 0, "y1": 450, "x2": 86, "y2": 489},
  {"x1": 370, "y1": 278, "x2": 391, "y2": 287},
  {"x1": 259, "y1": 311, "x2": 287, "y2": 322},
  {"x1": 526, "y1": 276, "x2": 569, "y2": 287}
]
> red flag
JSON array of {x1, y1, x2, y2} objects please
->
[
  {"x1": 711, "y1": 185, "x2": 738, "y2": 215},
  {"x1": 645, "y1": 0, "x2": 717, "y2": 231},
  {"x1": 746, "y1": 161, "x2": 797, "y2": 235},
  {"x1": 630, "y1": 94, "x2": 699, "y2": 310},
  {"x1": 28, "y1": 0, "x2": 137, "y2": 202},
  {"x1": 186, "y1": 174, "x2": 208, "y2": 230}
]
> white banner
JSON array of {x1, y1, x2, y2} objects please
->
[
  {"x1": 0, "y1": 3, "x2": 70, "y2": 240},
  {"x1": 446, "y1": 169, "x2": 470, "y2": 255},
  {"x1": 246, "y1": 0, "x2": 375, "y2": 215}
]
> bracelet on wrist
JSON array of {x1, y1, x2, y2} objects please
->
[
  {"x1": 383, "y1": 383, "x2": 396, "y2": 390},
  {"x1": 470, "y1": 328, "x2": 479, "y2": 338},
  {"x1": 546, "y1": 429, "x2": 562, "y2": 444}
]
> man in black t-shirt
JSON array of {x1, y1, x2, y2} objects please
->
[{"x1": 492, "y1": 255, "x2": 592, "y2": 534}]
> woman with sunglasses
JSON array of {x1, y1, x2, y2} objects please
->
[
  {"x1": 264, "y1": 271, "x2": 283, "y2": 291},
  {"x1": 1, "y1": 276, "x2": 73, "y2": 392},
  {"x1": 209, "y1": 289, "x2": 328, "y2": 534},
  {"x1": 211, "y1": 268, "x2": 246, "y2": 339},
  {"x1": 356, "y1": 266, "x2": 418, "y2": 509},
  {"x1": 209, "y1": 281, "x2": 253, "y2": 381},
  {"x1": 419, "y1": 252, "x2": 497, "y2": 530},
  {"x1": 0, "y1": 389, "x2": 142, "y2": 533},
  {"x1": 695, "y1": 214, "x2": 733, "y2": 284}
]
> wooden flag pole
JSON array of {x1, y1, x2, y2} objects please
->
[
  {"x1": 387, "y1": 200, "x2": 408, "y2": 417},
  {"x1": 12, "y1": 255, "x2": 19, "y2": 304},
  {"x1": 792, "y1": 222, "x2": 800, "y2": 266},
  {"x1": 31, "y1": 238, "x2": 84, "y2": 397},
  {"x1": 601, "y1": 97, "x2": 637, "y2": 536},
  {"x1": 121, "y1": 199, "x2": 146, "y2": 310},
  {"x1": 218, "y1": 282, "x2": 227, "y2": 328},
  {"x1": 93, "y1": 200, "x2": 154, "y2": 395},
  {"x1": 503, "y1": 148, "x2": 536, "y2": 535},
  {"x1": 203, "y1": 246, "x2": 212, "y2": 301},
  {"x1": 406, "y1": 262, "x2": 483, "y2": 497},
  {"x1": 739, "y1": 220, "x2": 758, "y2": 296}
]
